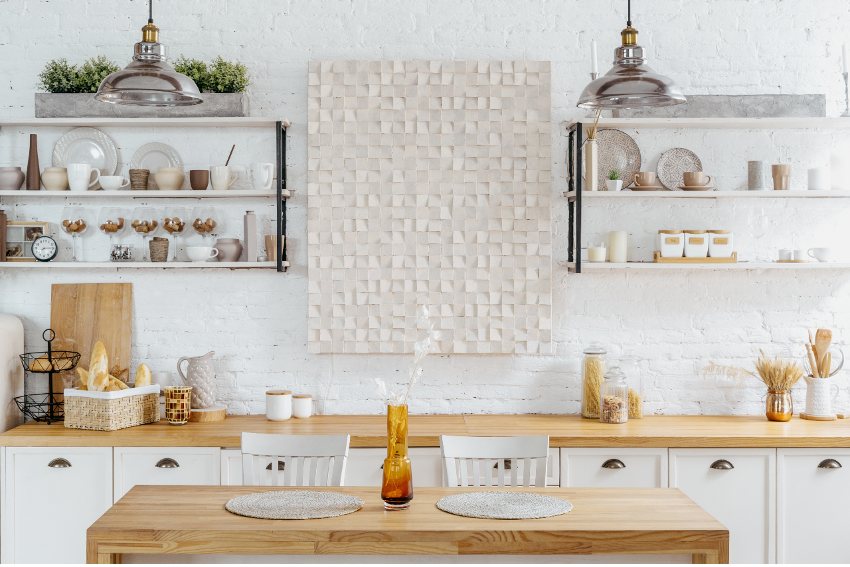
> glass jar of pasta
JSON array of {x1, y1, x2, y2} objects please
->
[{"x1": 581, "y1": 344, "x2": 606, "y2": 419}]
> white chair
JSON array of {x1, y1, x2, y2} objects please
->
[
  {"x1": 440, "y1": 435, "x2": 550, "y2": 487},
  {"x1": 241, "y1": 432, "x2": 350, "y2": 487}
]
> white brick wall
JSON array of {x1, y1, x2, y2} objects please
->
[{"x1": 2, "y1": 0, "x2": 850, "y2": 415}]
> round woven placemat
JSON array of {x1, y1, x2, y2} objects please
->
[
  {"x1": 436, "y1": 491, "x2": 572, "y2": 520},
  {"x1": 225, "y1": 490, "x2": 364, "y2": 520}
]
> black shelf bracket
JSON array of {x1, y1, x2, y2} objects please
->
[
  {"x1": 275, "y1": 121, "x2": 288, "y2": 273},
  {"x1": 566, "y1": 122, "x2": 583, "y2": 273}
]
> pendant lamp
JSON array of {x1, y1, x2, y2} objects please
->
[
  {"x1": 96, "y1": 0, "x2": 202, "y2": 106},
  {"x1": 577, "y1": 0, "x2": 685, "y2": 109}
]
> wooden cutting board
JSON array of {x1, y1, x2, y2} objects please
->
[{"x1": 50, "y1": 284, "x2": 133, "y2": 391}]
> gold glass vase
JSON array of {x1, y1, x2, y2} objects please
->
[
  {"x1": 766, "y1": 390, "x2": 793, "y2": 422},
  {"x1": 381, "y1": 404, "x2": 413, "y2": 510}
]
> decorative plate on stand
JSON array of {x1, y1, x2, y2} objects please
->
[
  {"x1": 657, "y1": 148, "x2": 703, "y2": 190},
  {"x1": 52, "y1": 127, "x2": 119, "y2": 176},
  {"x1": 595, "y1": 129, "x2": 641, "y2": 189}
]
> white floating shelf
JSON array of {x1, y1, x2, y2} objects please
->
[
  {"x1": 566, "y1": 261, "x2": 850, "y2": 272},
  {"x1": 0, "y1": 117, "x2": 288, "y2": 128},
  {"x1": 564, "y1": 190, "x2": 850, "y2": 199},
  {"x1": 0, "y1": 261, "x2": 287, "y2": 270},
  {"x1": 567, "y1": 117, "x2": 850, "y2": 130},
  {"x1": 0, "y1": 189, "x2": 291, "y2": 199}
]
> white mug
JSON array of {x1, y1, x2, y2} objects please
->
[
  {"x1": 792, "y1": 249, "x2": 807, "y2": 261},
  {"x1": 209, "y1": 166, "x2": 236, "y2": 190},
  {"x1": 186, "y1": 246, "x2": 219, "y2": 262},
  {"x1": 99, "y1": 176, "x2": 130, "y2": 190},
  {"x1": 67, "y1": 163, "x2": 100, "y2": 192},
  {"x1": 251, "y1": 162, "x2": 274, "y2": 191},
  {"x1": 808, "y1": 247, "x2": 833, "y2": 262}
]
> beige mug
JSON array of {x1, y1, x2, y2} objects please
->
[
  {"x1": 633, "y1": 171, "x2": 657, "y2": 187},
  {"x1": 772, "y1": 164, "x2": 791, "y2": 190},
  {"x1": 683, "y1": 171, "x2": 714, "y2": 187}
]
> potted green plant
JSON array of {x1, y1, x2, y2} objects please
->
[
  {"x1": 35, "y1": 56, "x2": 250, "y2": 118},
  {"x1": 605, "y1": 169, "x2": 623, "y2": 192}
]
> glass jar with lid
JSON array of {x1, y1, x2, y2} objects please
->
[
  {"x1": 600, "y1": 366, "x2": 629, "y2": 424},
  {"x1": 581, "y1": 344, "x2": 606, "y2": 419},
  {"x1": 618, "y1": 355, "x2": 644, "y2": 419}
]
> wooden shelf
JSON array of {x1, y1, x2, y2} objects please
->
[
  {"x1": 0, "y1": 189, "x2": 291, "y2": 199},
  {"x1": 566, "y1": 261, "x2": 850, "y2": 272},
  {"x1": 564, "y1": 190, "x2": 850, "y2": 199},
  {"x1": 567, "y1": 117, "x2": 850, "y2": 130},
  {"x1": 0, "y1": 117, "x2": 287, "y2": 128},
  {"x1": 0, "y1": 261, "x2": 288, "y2": 270}
]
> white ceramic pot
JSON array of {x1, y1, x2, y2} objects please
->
[
  {"x1": 804, "y1": 376, "x2": 839, "y2": 418},
  {"x1": 266, "y1": 390, "x2": 292, "y2": 421},
  {"x1": 605, "y1": 179, "x2": 623, "y2": 192}
]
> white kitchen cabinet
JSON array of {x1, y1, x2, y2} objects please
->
[
  {"x1": 114, "y1": 447, "x2": 221, "y2": 500},
  {"x1": 670, "y1": 448, "x2": 775, "y2": 564},
  {"x1": 220, "y1": 448, "x2": 242, "y2": 485},
  {"x1": 777, "y1": 448, "x2": 850, "y2": 564},
  {"x1": 2, "y1": 447, "x2": 112, "y2": 564},
  {"x1": 560, "y1": 448, "x2": 667, "y2": 488}
]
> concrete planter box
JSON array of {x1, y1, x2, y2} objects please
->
[
  {"x1": 615, "y1": 94, "x2": 825, "y2": 118},
  {"x1": 34, "y1": 93, "x2": 247, "y2": 118}
]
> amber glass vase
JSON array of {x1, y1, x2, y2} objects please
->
[
  {"x1": 766, "y1": 390, "x2": 793, "y2": 422},
  {"x1": 381, "y1": 404, "x2": 413, "y2": 510}
]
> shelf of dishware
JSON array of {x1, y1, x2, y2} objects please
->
[
  {"x1": 565, "y1": 261, "x2": 850, "y2": 272},
  {"x1": 0, "y1": 189, "x2": 292, "y2": 199},
  {"x1": 0, "y1": 261, "x2": 288, "y2": 270},
  {"x1": 567, "y1": 117, "x2": 850, "y2": 130},
  {"x1": 564, "y1": 190, "x2": 850, "y2": 199},
  {"x1": 0, "y1": 117, "x2": 288, "y2": 128}
]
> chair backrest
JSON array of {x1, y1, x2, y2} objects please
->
[
  {"x1": 241, "y1": 432, "x2": 350, "y2": 487},
  {"x1": 440, "y1": 435, "x2": 549, "y2": 487}
]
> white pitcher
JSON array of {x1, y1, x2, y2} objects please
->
[
  {"x1": 804, "y1": 376, "x2": 840, "y2": 419},
  {"x1": 177, "y1": 351, "x2": 217, "y2": 409}
]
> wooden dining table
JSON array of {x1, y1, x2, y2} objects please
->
[{"x1": 86, "y1": 485, "x2": 729, "y2": 564}]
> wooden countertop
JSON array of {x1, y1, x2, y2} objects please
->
[
  {"x1": 86, "y1": 485, "x2": 728, "y2": 563},
  {"x1": 4, "y1": 414, "x2": 850, "y2": 448}
]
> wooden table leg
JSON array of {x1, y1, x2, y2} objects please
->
[
  {"x1": 86, "y1": 539, "x2": 120, "y2": 564},
  {"x1": 691, "y1": 540, "x2": 729, "y2": 564}
]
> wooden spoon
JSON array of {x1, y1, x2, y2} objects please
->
[{"x1": 815, "y1": 328, "x2": 833, "y2": 376}]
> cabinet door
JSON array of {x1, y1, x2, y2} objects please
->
[
  {"x1": 221, "y1": 448, "x2": 242, "y2": 485},
  {"x1": 114, "y1": 447, "x2": 220, "y2": 500},
  {"x1": 346, "y1": 448, "x2": 445, "y2": 487},
  {"x1": 670, "y1": 448, "x2": 775, "y2": 564},
  {"x1": 561, "y1": 448, "x2": 667, "y2": 488},
  {"x1": 778, "y1": 448, "x2": 850, "y2": 563},
  {"x1": 2, "y1": 447, "x2": 112, "y2": 564}
]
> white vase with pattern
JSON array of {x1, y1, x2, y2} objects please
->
[{"x1": 177, "y1": 351, "x2": 217, "y2": 409}]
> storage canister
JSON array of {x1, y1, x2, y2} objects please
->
[
  {"x1": 581, "y1": 344, "x2": 606, "y2": 419},
  {"x1": 657, "y1": 230, "x2": 684, "y2": 258},
  {"x1": 600, "y1": 366, "x2": 628, "y2": 424},
  {"x1": 708, "y1": 230, "x2": 734, "y2": 258},
  {"x1": 292, "y1": 394, "x2": 313, "y2": 418},
  {"x1": 684, "y1": 230, "x2": 709, "y2": 258},
  {"x1": 266, "y1": 389, "x2": 292, "y2": 421}
]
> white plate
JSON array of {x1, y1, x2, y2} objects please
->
[
  {"x1": 130, "y1": 143, "x2": 183, "y2": 189},
  {"x1": 52, "y1": 127, "x2": 119, "y2": 176}
]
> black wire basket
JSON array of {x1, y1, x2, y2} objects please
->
[
  {"x1": 13, "y1": 393, "x2": 64, "y2": 423},
  {"x1": 14, "y1": 329, "x2": 79, "y2": 424},
  {"x1": 19, "y1": 351, "x2": 80, "y2": 374}
]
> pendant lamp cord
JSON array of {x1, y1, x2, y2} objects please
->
[
  {"x1": 148, "y1": 0, "x2": 153, "y2": 23},
  {"x1": 627, "y1": 0, "x2": 632, "y2": 26}
]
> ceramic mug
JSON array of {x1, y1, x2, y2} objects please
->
[
  {"x1": 189, "y1": 170, "x2": 209, "y2": 190},
  {"x1": 99, "y1": 176, "x2": 130, "y2": 190},
  {"x1": 250, "y1": 162, "x2": 274, "y2": 191},
  {"x1": 633, "y1": 171, "x2": 657, "y2": 187},
  {"x1": 683, "y1": 171, "x2": 713, "y2": 187},
  {"x1": 40, "y1": 166, "x2": 68, "y2": 190},
  {"x1": 209, "y1": 166, "x2": 237, "y2": 190},
  {"x1": 186, "y1": 246, "x2": 219, "y2": 262},
  {"x1": 67, "y1": 163, "x2": 100, "y2": 192},
  {"x1": 772, "y1": 164, "x2": 791, "y2": 190},
  {"x1": 808, "y1": 247, "x2": 833, "y2": 262},
  {"x1": 154, "y1": 167, "x2": 185, "y2": 191}
]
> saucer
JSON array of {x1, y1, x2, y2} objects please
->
[
  {"x1": 629, "y1": 184, "x2": 665, "y2": 191},
  {"x1": 678, "y1": 185, "x2": 716, "y2": 191}
]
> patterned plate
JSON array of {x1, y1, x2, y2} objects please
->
[
  {"x1": 225, "y1": 490, "x2": 364, "y2": 520},
  {"x1": 594, "y1": 129, "x2": 641, "y2": 189},
  {"x1": 52, "y1": 127, "x2": 119, "y2": 175},
  {"x1": 436, "y1": 491, "x2": 573, "y2": 520},
  {"x1": 657, "y1": 148, "x2": 703, "y2": 190}
]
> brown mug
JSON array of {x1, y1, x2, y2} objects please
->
[
  {"x1": 771, "y1": 164, "x2": 791, "y2": 190},
  {"x1": 189, "y1": 169, "x2": 209, "y2": 190},
  {"x1": 633, "y1": 171, "x2": 657, "y2": 187},
  {"x1": 683, "y1": 171, "x2": 713, "y2": 187}
]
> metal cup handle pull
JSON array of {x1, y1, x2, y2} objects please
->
[
  {"x1": 48, "y1": 458, "x2": 71, "y2": 468},
  {"x1": 710, "y1": 459, "x2": 734, "y2": 470},
  {"x1": 818, "y1": 458, "x2": 842, "y2": 469},
  {"x1": 602, "y1": 458, "x2": 626, "y2": 469},
  {"x1": 155, "y1": 458, "x2": 180, "y2": 469}
]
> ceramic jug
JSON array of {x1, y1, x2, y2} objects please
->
[
  {"x1": 804, "y1": 376, "x2": 840, "y2": 419},
  {"x1": 177, "y1": 351, "x2": 217, "y2": 409}
]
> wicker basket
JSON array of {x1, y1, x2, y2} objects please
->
[
  {"x1": 149, "y1": 237, "x2": 169, "y2": 262},
  {"x1": 63, "y1": 385, "x2": 160, "y2": 431}
]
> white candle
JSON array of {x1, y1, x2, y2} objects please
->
[
  {"x1": 607, "y1": 231, "x2": 628, "y2": 263},
  {"x1": 843, "y1": 43, "x2": 848, "y2": 74},
  {"x1": 591, "y1": 39, "x2": 598, "y2": 75}
]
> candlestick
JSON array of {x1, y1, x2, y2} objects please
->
[
  {"x1": 842, "y1": 71, "x2": 850, "y2": 117},
  {"x1": 591, "y1": 39, "x2": 598, "y2": 76}
]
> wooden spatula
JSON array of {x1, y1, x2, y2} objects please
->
[{"x1": 815, "y1": 328, "x2": 833, "y2": 376}]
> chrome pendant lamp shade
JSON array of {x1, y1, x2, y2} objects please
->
[
  {"x1": 577, "y1": 1, "x2": 685, "y2": 109},
  {"x1": 96, "y1": 0, "x2": 202, "y2": 106}
]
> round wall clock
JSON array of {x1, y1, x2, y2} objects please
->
[{"x1": 32, "y1": 235, "x2": 58, "y2": 262}]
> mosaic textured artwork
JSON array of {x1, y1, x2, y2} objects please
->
[{"x1": 307, "y1": 60, "x2": 552, "y2": 354}]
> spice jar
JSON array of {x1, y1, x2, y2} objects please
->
[
  {"x1": 600, "y1": 367, "x2": 628, "y2": 424},
  {"x1": 657, "y1": 230, "x2": 684, "y2": 258},
  {"x1": 581, "y1": 344, "x2": 606, "y2": 419},
  {"x1": 684, "y1": 230, "x2": 709, "y2": 258},
  {"x1": 708, "y1": 230, "x2": 734, "y2": 258}
]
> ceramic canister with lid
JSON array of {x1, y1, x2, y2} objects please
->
[
  {"x1": 658, "y1": 230, "x2": 684, "y2": 258},
  {"x1": 684, "y1": 230, "x2": 709, "y2": 258},
  {"x1": 266, "y1": 389, "x2": 292, "y2": 421},
  {"x1": 708, "y1": 230, "x2": 734, "y2": 258},
  {"x1": 292, "y1": 394, "x2": 313, "y2": 418}
]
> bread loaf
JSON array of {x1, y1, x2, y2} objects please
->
[{"x1": 87, "y1": 341, "x2": 110, "y2": 392}]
